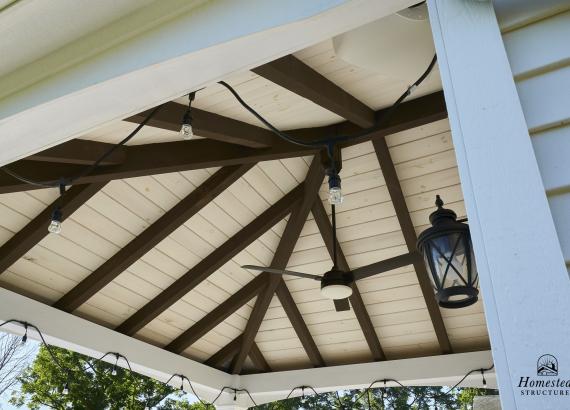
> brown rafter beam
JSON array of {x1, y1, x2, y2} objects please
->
[
  {"x1": 275, "y1": 280, "x2": 325, "y2": 367},
  {"x1": 1, "y1": 91, "x2": 445, "y2": 195},
  {"x1": 372, "y1": 137, "x2": 452, "y2": 354},
  {"x1": 0, "y1": 183, "x2": 107, "y2": 275},
  {"x1": 125, "y1": 102, "x2": 276, "y2": 148},
  {"x1": 54, "y1": 165, "x2": 252, "y2": 313},
  {"x1": 205, "y1": 336, "x2": 243, "y2": 370},
  {"x1": 311, "y1": 199, "x2": 386, "y2": 361},
  {"x1": 230, "y1": 159, "x2": 325, "y2": 374},
  {"x1": 203, "y1": 335, "x2": 268, "y2": 372},
  {"x1": 253, "y1": 55, "x2": 375, "y2": 128},
  {"x1": 115, "y1": 183, "x2": 306, "y2": 336},
  {"x1": 166, "y1": 274, "x2": 269, "y2": 354},
  {"x1": 249, "y1": 343, "x2": 271, "y2": 373},
  {"x1": 26, "y1": 140, "x2": 125, "y2": 166}
]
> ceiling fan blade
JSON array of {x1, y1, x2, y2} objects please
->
[
  {"x1": 351, "y1": 252, "x2": 417, "y2": 280},
  {"x1": 242, "y1": 265, "x2": 323, "y2": 281},
  {"x1": 333, "y1": 298, "x2": 350, "y2": 312}
]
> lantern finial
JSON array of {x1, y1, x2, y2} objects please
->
[{"x1": 435, "y1": 195, "x2": 444, "y2": 209}]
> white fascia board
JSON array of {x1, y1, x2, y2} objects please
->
[
  {"x1": 240, "y1": 351, "x2": 495, "y2": 404},
  {"x1": 0, "y1": 286, "x2": 495, "y2": 406},
  {"x1": 0, "y1": 286, "x2": 236, "y2": 402},
  {"x1": 0, "y1": 0, "x2": 416, "y2": 166}
]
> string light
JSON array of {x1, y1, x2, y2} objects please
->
[
  {"x1": 111, "y1": 353, "x2": 119, "y2": 376},
  {"x1": 21, "y1": 323, "x2": 28, "y2": 344},
  {"x1": 180, "y1": 93, "x2": 196, "y2": 140},
  {"x1": 0, "y1": 318, "x2": 494, "y2": 409}
]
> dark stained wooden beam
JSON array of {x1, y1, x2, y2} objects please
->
[
  {"x1": 230, "y1": 159, "x2": 325, "y2": 374},
  {"x1": 372, "y1": 137, "x2": 452, "y2": 354},
  {"x1": 253, "y1": 55, "x2": 375, "y2": 128},
  {"x1": 205, "y1": 336, "x2": 243, "y2": 370},
  {"x1": 115, "y1": 183, "x2": 305, "y2": 336},
  {"x1": 166, "y1": 274, "x2": 269, "y2": 354},
  {"x1": 275, "y1": 280, "x2": 325, "y2": 367},
  {"x1": 204, "y1": 335, "x2": 269, "y2": 372},
  {"x1": 0, "y1": 183, "x2": 106, "y2": 275},
  {"x1": 26, "y1": 140, "x2": 125, "y2": 166},
  {"x1": 125, "y1": 102, "x2": 276, "y2": 148},
  {"x1": 249, "y1": 343, "x2": 271, "y2": 373},
  {"x1": 54, "y1": 165, "x2": 252, "y2": 313},
  {"x1": 311, "y1": 199, "x2": 386, "y2": 361},
  {"x1": 0, "y1": 140, "x2": 317, "y2": 194},
  {"x1": 0, "y1": 92, "x2": 445, "y2": 195}
]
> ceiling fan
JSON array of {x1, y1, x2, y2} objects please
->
[{"x1": 243, "y1": 203, "x2": 416, "y2": 311}]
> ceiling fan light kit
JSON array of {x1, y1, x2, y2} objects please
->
[
  {"x1": 417, "y1": 195, "x2": 479, "y2": 309},
  {"x1": 320, "y1": 269, "x2": 353, "y2": 299}
]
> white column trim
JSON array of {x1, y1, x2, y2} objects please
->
[{"x1": 428, "y1": 1, "x2": 570, "y2": 409}]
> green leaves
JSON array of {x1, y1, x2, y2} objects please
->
[{"x1": 10, "y1": 345, "x2": 207, "y2": 409}]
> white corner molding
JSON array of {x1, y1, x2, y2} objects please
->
[
  {"x1": 0, "y1": 0, "x2": 416, "y2": 167},
  {"x1": 428, "y1": 1, "x2": 570, "y2": 409}
]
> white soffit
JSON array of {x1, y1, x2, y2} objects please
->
[{"x1": 0, "y1": 0, "x2": 418, "y2": 167}]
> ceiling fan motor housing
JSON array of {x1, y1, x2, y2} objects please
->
[{"x1": 320, "y1": 269, "x2": 353, "y2": 299}]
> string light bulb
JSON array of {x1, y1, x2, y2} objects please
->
[
  {"x1": 327, "y1": 170, "x2": 343, "y2": 205},
  {"x1": 63, "y1": 382, "x2": 69, "y2": 395},
  {"x1": 481, "y1": 369, "x2": 487, "y2": 388},
  {"x1": 180, "y1": 93, "x2": 196, "y2": 140},
  {"x1": 21, "y1": 324, "x2": 28, "y2": 344},
  {"x1": 111, "y1": 354, "x2": 119, "y2": 376},
  {"x1": 48, "y1": 206, "x2": 63, "y2": 234}
]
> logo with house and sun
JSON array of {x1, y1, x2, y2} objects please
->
[{"x1": 537, "y1": 354, "x2": 558, "y2": 376}]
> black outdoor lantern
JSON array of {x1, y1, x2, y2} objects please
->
[{"x1": 417, "y1": 195, "x2": 479, "y2": 308}]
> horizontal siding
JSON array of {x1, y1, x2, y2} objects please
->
[{"x1": 503, "y1": 9, "x2": 570, "y2": 267}]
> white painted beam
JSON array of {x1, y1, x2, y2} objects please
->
[
  {"x1": 428, "y1": 1, "x2": 570, "y2": 409},
  {"x1": 0, "y1": 286, "x2": 235, "y2": 403},
  {"x1": 0, "y1": 286, "x2": 495, "y2": 407},
  {"x1": 0, "y1": 0, "x2": 416, "y2": 166},
  {"x1": 240, "y1": 351, "x2": 495, "y2": 405}
]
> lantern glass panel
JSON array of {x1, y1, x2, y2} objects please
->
[{"x1": 428, "y1": 233, "x2": 470, "y2": 289}]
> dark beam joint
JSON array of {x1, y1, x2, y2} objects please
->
[
  {"x1": 253, "y1": 55, "x2": 375, "y2": 128},
  {"x1": 115, "y1": 183, "x2": 306, "y2": 336}
]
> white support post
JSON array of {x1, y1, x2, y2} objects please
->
[{"x1": 428, "y1": 1, "x2": 570, "y2": 409}]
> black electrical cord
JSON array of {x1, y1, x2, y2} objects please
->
[
  {"x1": 218, "y1": 54, "x2": 437, "y2": 154},
  {"x1": 1, "y1": 103, "x2": 165, "y2": 190}
]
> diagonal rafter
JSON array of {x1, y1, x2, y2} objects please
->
[
  {"x1": 253, "y1": 55, "x2": 375, "y2": 128},
  {"x1": 166, "y1": 274, "x2": 269, "y2": 354},
  {"x1": 275, "y1": 280, "x2": 325, "y2": 367},
  {"x1": 54, "y1": 165, "x2": 253, "y2": 313},
  {"x1": 311, "y1": 199, "x2": 386, "y2": 361},
  {"x1": 229, "y1": 158, "x2": 325, "y2": 374},
  {"x1": 0, "y1": 183, "x2": 107, "y2": 275},
  {"x1": 372, "y1": 137, "x2": 452, "y2": 354},
  {"x1": 115, "y1": 183, "x2": 306, "y2": 336},
  {"x1": 203, "y1": 335, "x2": 269, "y2": 372}
]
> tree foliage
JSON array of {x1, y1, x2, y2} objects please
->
[
  {"x1": 253, "y1": 385, "x2": 497, "y2": 409},
  {"x1": 9, "y1": 345, "x2": 207, "y2": 410}
]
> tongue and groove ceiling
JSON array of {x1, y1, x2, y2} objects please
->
[{"x1": 0, "y1": 36, "x2": 489, "y2": 374}]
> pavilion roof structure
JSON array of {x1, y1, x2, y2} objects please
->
[{"x1": 0, "y1": 38, "x2": 489, "y2": 375}]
